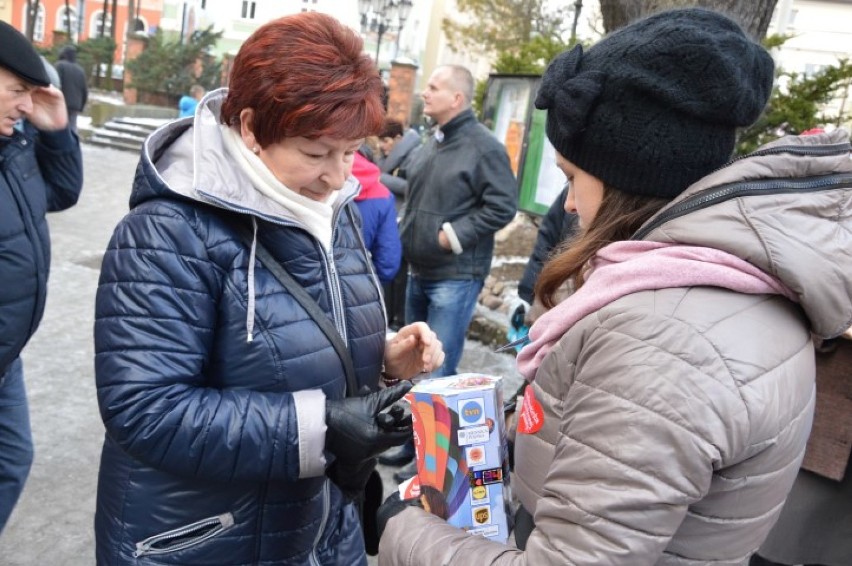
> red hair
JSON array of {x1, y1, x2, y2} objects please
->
[{"x1": 220, "y1": 12, "x2": 384, "y2": 145}]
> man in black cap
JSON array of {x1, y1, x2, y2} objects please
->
[{"x1": 0, "y1": 21, "x2": 83, "y2": 533}]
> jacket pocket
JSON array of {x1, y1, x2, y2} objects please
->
[
  {"x1": 132, "y1": 512, "x2": 234, "y2": 558},
  {"x1": 402, "y1": 210, "x2": 449, "y2": 267}
]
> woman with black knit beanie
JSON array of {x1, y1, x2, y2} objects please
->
[{"x1": 375, "y1": 8, "x2": 852, "y2": 565}]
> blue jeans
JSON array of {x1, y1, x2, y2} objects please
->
[
  {"x1": 405, "y1": 276, "x2": 484, "y2": 377},
  {"x1": 0, "y1": 358, "x2": 33, "y2": 533}
]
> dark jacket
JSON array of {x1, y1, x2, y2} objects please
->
[
  {"x1": 376, "y1": 128, "x2": 421, "y2": 201},
  {"x1": 0, "y1": 124, "x2": 82, "y2": 376},
  {"x1": 93, "y1": 91, "x2": 386, "y2": 565},
  {"x1": 517, "y1": 187, "x2": 579, "y2": 304},
  {"x1": 399, "y1": 109, "x2": 517, "y2": 280},
  {"x1": 353, "y1": 152, "x2": 401, "y2": 284},
  {"x1": 56, "y1": 47, "x2": 88, "y2": 113}
]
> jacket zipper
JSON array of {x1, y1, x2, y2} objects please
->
[
  {"x1": 309, "y1": 480, "x2": 331, "y2": 566},
  {"x1": 198, "y1": 190, "x2": 353, "y2": 344},
  {"x1": 133, "y1": 512, "x2": 234, "y2": 557},
  {"x1": 191, "y1": 193, "x2": 360, "y2": 559},
  {"x1": 325, "y1": 249, "x2": 347, "y2": 344},
  {"x1": 348, "y1": 209, "x2": 388, "y2": 331},
  {"x1": 2, "y1": 138, "x2": 47, "y2": 341},
  {"x1": 633, "y1": 144, "x2": 852, "y2": 240},
  {"x1": 326, "y1": 204, "x2": 349, "y2": 352}
]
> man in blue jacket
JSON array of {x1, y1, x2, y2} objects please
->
[{"x1": 0, "y1": 21, "x2": 83, "y2": 532}]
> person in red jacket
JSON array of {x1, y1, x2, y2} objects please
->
[{"x1": 352, "y1": 151, "x2": 402, "y2": 286}]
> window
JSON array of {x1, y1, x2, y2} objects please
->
[
  {"x1": 33, "y1": 5, "x2": 45, "y2": 42},
  {"x1": 804, "y1": 63, "x2": 827, "y2": 78},
  {"x1": 21, "y1": 3, "x2": 45, "y2": 42},
  {"x1": 56, "y1": 6, "x2": 79, "y2": 41},
  {"x1": 90, "y1": 11, "x2": 113, "y2": 37},
  {"x1": 131, "y1": 17, "x2": 146, "y2": 33},
  {"x1": 241, "y1": 1, "x2": 256, "y2": 19}
]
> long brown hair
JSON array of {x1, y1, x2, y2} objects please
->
[{"x1": 535, "y1": 186, "x2": 669, "y2": 309}]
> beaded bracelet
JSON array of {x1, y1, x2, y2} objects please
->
[{"x1": 380, "y1": 372, "x2": 401, "y2": 386}]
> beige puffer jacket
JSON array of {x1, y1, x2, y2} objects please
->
[{"x1": 379, "y1": 130, "x2": 852, "y2": 565}]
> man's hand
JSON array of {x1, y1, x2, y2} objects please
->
[
  {"x1": 26, "y1": 86, "x2": 68, "y2": 131},
  {"x1": 438, "y1": 229, "x2": 451, "y2": 251},
  {"x1": 384, "y1": 322, "x2": 445, "y2": 379}
]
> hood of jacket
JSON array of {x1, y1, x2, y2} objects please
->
[
  {"x1": 639, "y1": 128, "x2": 852, "y2": 339},
  {"x1": 58, "y1": 45, "x2": 76, "y2": 62},
  {"x1": 131, "y1": 88, "x2": 360, "y2": 222},
  {"x1": 353, "y1": 152, "x2": 390, "y2": 201}
]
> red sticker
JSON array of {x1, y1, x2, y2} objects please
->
[{"x1": 517, "y1": 386, "x2": 544, "y2": 434}]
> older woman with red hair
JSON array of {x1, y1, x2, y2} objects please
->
[{"x1": 92, "y1": 13, "x2": 443, "y2": 566}]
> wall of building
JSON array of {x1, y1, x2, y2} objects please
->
[
  {"x1": 191, "y1": 0, "x2": 358, "y2": 59},
  {"x1": 8, "y1": 0, "x2": 163, "y2": 64},
  {"x1": 0, "y1": 0, "x2": 12, "y2": 24},
  {"x1": 769, "y1": 0, "x2": 852, "y2": 124}
]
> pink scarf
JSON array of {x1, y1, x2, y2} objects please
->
[{"x1": 516, "y1": 241, "x2": 797, "y2": 381}]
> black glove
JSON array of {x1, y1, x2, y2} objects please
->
[
  {"x1": 325, "y1": 381, "x2": 413, "y2": 466},
  {"x1": 328, "y1": 457, "x2": 377, "y2": 502},
  {"x1": 376, "y1": 491, "x2": 422, "y2": 540},
  {"x1": 377, "y1": 402, "x2": 412, "y2": 430}
]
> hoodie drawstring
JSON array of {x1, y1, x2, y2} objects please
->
[{"x1": 246, "y1": 217, "x2": 258, "y2": 343}]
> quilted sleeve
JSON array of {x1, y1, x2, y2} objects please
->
[
  {"x1": 34, "y1": 127, "x2": 83, "y2": 212},
  {"x1": 94, "y1": 203, "x2": 322, "y2": 483},
  {"x1": 519, "y1": 317, "x2": 737, "y2": 565},
  {"x1": 380, "y1": 313, "x2": 739, "y2": 566},
  {"x1": 371, "y1": 196, "x2": 402, "y2": 284}
]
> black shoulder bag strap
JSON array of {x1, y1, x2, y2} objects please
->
[{"x1": 236, "y1": 228, "x2": 359, "y2": 398}]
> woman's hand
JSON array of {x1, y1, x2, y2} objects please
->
[{"x1": 384, "y1": 322, "x2": 444, "y2": 380}]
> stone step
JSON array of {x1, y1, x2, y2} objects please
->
[
  {"x1": 80, "y1": 115, "x2": 171, "y2": 152},
  {"x1": 111, "y1": 117, "x2": 169, "y2": 133},
  {"x1": 88, "y1": 124, "x2": 145, "y2": 152},
  {"x1": 101, "y1": 120, "x2": 158, "y2": 137},
  {"x1": 91, "y1": 125, "x2": 146, "y2": 143},
  {"x1": 86, "y1": 136, "x2": 144, "y2": 153}
]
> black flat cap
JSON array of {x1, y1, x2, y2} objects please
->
[{"x1": 0, "y1": 21, "x2": 50, "y2": 87}]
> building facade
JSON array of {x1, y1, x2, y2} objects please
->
[
  {"x1": 8, "y1": 0, "x2": 164, "y2": 63},
  {"x1": 4, "y1": 0, "x2": 850, "y2": 128},
  {"x1": 769, "y1": 0, "x2": 852, "y2": 125}
]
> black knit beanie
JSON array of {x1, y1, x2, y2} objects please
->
[{"x1": 535, "y1": 8, "x2": 775, "y2": 199}]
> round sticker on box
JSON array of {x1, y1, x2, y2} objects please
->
[{"x1": 459, "y1": 398, "x2": 485, "y2": 426}]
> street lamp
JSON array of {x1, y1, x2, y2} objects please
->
[
  {"x1": 570, "y1": 0, "x2": 583, "y2": 44},
  {"x1": 358, "y1": 0, "x2": 414, "y2": 67}
]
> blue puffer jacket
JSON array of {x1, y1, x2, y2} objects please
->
[
  {"x1": 0, "y1": 124, "x2": 82, "y2": 376},
  {"x1": 93, "y1": 92, "x2": 386, "y2": 565}
]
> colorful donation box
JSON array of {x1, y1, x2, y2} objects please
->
[{"x1": 398, "y1": 374, "x2": 510, "y2": 543}]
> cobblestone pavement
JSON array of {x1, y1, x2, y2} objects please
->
[{"x1": 0, "y1": 144, "x2": 523, "y2": 565}]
